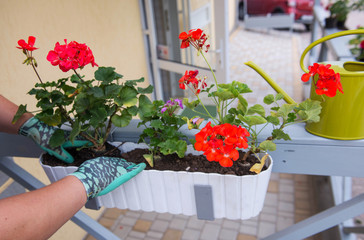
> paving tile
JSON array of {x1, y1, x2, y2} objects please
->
[
  {"x1": 277, "y1": 215, "x2": 294, "y2": 231},
  {"x1": 162, "y1": 229, "x2": 183, "y2": 240},
  {"x1": 257, "y1": 221, "x2": 276, "y2": 238},
  {"x1": 200, "y1": 223, "x2": 221, "y2": 240},
  {"x1": 120, "y1": 216, "x2": 138, "y2": 227},
  {"x1": 147, "y1": 231, "x2": 164, "y2": 239},
  {"x1": 259, "y1": 212, "x2": 277, "y2": 223},
  {"x1": 279, "y1": 192, "x2": 294, "y2": 202},
  {"x1": 181, "y1": 228, "x2": 201, "y2": 240},
  {"x1": 264, "y1": 192, "x2": 278, "y2": 207},
  {"x1": 239, "y1": 224, "x2": 257, "y2": 236},
  {"x1": 133, "y1": 219, "x2": 152, "y2": 232},
  {"x1": 278, "y1": 201, "x2": 295, "y2": 213},
  {"x1": 279, "y1": 173, "x2": 294, "y2": 179},
  {"x1": 222, "y1": 219, "x2": 240, "y2": 230},
  {"x1": 102, "y1": 208, "x2": 125, "y2": 219},
  {"x1": 237, "y1": 234, "x2": 257, "y2": 240},
  {"x1": 295, "y1": 199, "x2": 311, "y2": 210},
  {"x1": 157, "y1": 212, "x2": 174, "y2": 221},
  {"x1": 140, "y1": 211, "x2": 158, "y2": 221},
  {"x1": 187, "y1": 216, "x2": 205, "y2": 230},
  {"x1": 218, "y1": 228, "x2": 238, "y2": 240},
  {"x1": 125, "y1": 211, "x2": 141, "y2": 218},
  {"x1": 129, "y1": 230, "x2": 147, "y2": 239},
  {"x1": 267, "y1": 180, "x2": 279, "y2": 193},
  {"x1": 113, "y1": 224, "x2": 132, "y2": 239},
  {"x1": 169, "y1": 217, "x2": 187, "y2": 230},
  {"x1": 98, "y1": 217, "x2": 115, "y2": 229},
  {"x1": 150, "y1": 219, "x2": 170, "y2": 232}
]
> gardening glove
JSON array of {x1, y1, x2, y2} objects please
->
[
  {"x1": 18, "y1": 117, "x2": 91, "y2": 163},
  {"x1": 69, "y1": 157, "x2": 146, "y2": 199}
]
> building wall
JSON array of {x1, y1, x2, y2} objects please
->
[
  {"x1": 0, "y1": 1, "x2": 147, "y2": 239},
  {"x1": 0, "y1": 0, "x2": 148, "y2": 110}
]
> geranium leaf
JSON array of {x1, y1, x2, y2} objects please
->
[
  {"x1": 116, "y1": 86, "x2": 138, "y2": 107},
  {"x1": 12, "y1": 104, "x2": 28, "y2": 124},
  {"x1": 247, "y1": 104, "x2": 266, "y2": 117},
  {"x1": 297, "y1": 99, "x2": 322, "y2": 123},
  {"x1": 259, "y1": 140, "x2": 276, "y2": 151},
  {"x1": 263, "y1": 94, "x2": 275, "y2": 104},
  {"x1": 277, "y1": 104, "x2": 296, "y2": 118},
  {"x1": 266, "y1": 115, "x2": 280, "y2": 125},
  {"x1": 138, "y1": 85, "x2": 154, "y2": 94},
  {"x1": 237, "y1": 95, "x2": 248, "y2": 114},
  {"x1": 143, "y1": 154, "x2": 154, "y2": 167},
  {"x1": 183, "y1": 98, "x2": 200, "y2": 109},
  {"x1": 95, "y1": 67, "x2": 121, "y2": 83},
  {"x1": 238, "y1": 115, "x2": 267, "y2": 126},
  {"x1": 49, "y1": 129, "x2": 65, "y2": 148},
  {"x1": 138, "y1": 95, "x2": 153, "y2": 120},
  {"x1": 111, "y1": 110, "x2": 132, "y2": 127},
  {"x1": 272, "y1": 129, "x2": 291, "y2": 140}
]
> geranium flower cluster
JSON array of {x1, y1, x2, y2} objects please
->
[
  {"x1": 17, "y1": 36, "x2": 38, "y2": 52},
  {"x1": 47, "y1": 39, "x2": 98, "y2": 72},
  {"x1": 194, "y1": 122, "x2": 250, "y2": 167},
  {"x1": 161, "y1": 98, "x2": 183, "y2": 116},
  {"x1": 301, "y1": 63, "x2": 343, "y2": 97},
  {"x1": 179, "y1": 70, "x2": 207, "y2": 95},
  {"x1": 179, "y1": 28, "x2": 210, "y2": 52}
]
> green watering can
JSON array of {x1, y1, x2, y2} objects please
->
[{"x1": 246, "y1": 29, "x2": 364, "y2": 140}]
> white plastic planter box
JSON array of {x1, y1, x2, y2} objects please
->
[{"x1": 41, "y1": 142, "x2": 273, "y2": 220}]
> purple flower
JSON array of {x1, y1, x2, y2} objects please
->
[{"x1": 160, "y1": 98, "x2": 184, "y2": 115}]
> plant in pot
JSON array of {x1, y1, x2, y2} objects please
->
[
  {"x1": 326, "y1": 0, "x2": 350, "y2": 29},
  {"x1": 109, "y1": 28, "x2": 322, "y2": 220},
  {"x1": 349, "y1": 26, "x2": 364, "y2": 62},
  {"x1": 13, "y1": 36, "x2": 154, "y2": 190}
]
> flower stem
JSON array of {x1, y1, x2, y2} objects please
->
[{"x1": 29, "y1": 52, "x2": 43, "y2": 84}]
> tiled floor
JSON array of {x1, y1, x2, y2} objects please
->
[{"x1": 85, "y1": 173, "x2": 318, "y2": 240}]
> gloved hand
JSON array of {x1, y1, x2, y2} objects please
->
[
  {"x1": 18, "y1": 117, "x2": 91, "y2": 163},
  {"x1": 69, "y1": 157, "x2": 146, "y2": 199}
]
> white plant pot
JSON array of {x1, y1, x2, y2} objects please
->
[{"x1": 40, "y1": 142, "x2": 273, "y2": 220}]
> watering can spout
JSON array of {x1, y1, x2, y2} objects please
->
[{"x1": 244, "y1": 61, "x2": 297, "y2": 104}]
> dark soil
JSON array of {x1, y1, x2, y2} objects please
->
[{"x1": 42, "y1": 142, "x2": 266, "y2": 176}]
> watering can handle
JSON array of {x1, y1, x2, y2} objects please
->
[{"x1": 300, "y1": 29, "x2": 364, "y2": 73}]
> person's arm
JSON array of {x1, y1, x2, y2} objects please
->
[
  {"x1": 0, "y1": 95, "x2": 33, "y2": 134},
  {"x1": 0, "y1": 176, "x2": 87, "y2": 240}
]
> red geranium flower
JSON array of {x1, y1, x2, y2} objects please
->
[
  {"x1": 301, "y1": 63, "x2": 343, "y2": 97},
  {"x1": 194, "y1": 122, "x2": 250, "y2": 167},
  {"x1": 360, "y1": 40, "x2": 364, "y2": 49},
  {"x1": 17, "y1": 36, "x2": 38, "y2": 52},
  {"x1": 179, "y1": 70, "x2": 207, "y2": 95},
  {"x1": 46, "y1": 39, "x2": 98, "y2": 72},
  {"x1": 179, "y1": 29, "x2": 210, "y2": 52}
]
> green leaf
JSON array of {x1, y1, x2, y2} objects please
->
[
  {"x1": 266, "y1": 115, "x2": 280, "y2": 125},
  {"x1": 297, "y1": 99, "x2": 322, "y2": 123},
  {"x1": 12, "y1": 104, "x2": 28, "y2": 124},
  {"x1": 263, "y1": 94, "x2": 275, "y2": 105},
  {"x1": 272, "y1": 129, "x2": 291, "y2": 140},
  {"x1": 275, "y1": 93, "x2": 285, "y2": 101},
  {"x1": 183, "y1": 98, "x2": 200, "y2": 109},
  {"x1": 115, "y1": 86, "x2": 138, "y2": 107},
  {"x1": 277, "y1": 104, "x2": 296, "y2": 118},
  {"x1": 138, "y1": 95, "x2": 153, "y2": 120},
  {"x1": 105, "y1": 85, "x2": 121, "y2": 97},
  {"x1": 37, "y1": 113, "x2": 62, "y2": 126},
  {"x1": 95, "y1": 67, "x2": 122, "y2": 83},
  {"x1": 125, "y1": 77, "x2": 145, "y2": 87},
  {"x1": 138, "y1": 85, "x2": 154, "y2": 94},
  {"x1": 111, "y1": 110, "x2": 132, "y2": 127},
  {"x1": 143, "y1": 154, "x2": 154, "y2": 167},
  {"x1": 127, "y1": 106, "x2": 139, "y2": 116},
  {"x1": 159, "y1": 139, "x2": 187, "y2": 158},
  {"x1": 238, "y1": 114, "x2": 267, "y2": 126},
  {"x1": 259, "y1": 140, "x2": 276, "y2": 151},
  {"x1": 247, "y1": 104, "x2": 266, "y2": 117},
  {"x1": 49, "y1": 129, "x2": 65, "y2": 148},
  {"x1": 88, "y1": 87, "x2": 104, "y2": 98},
  {"x1": 237, "y1": 95, "x2": 248, "y2": 114},
  {"x1": 151, "y1": 119, "x2": 164, "y2": 130},
  {"x1": 69, "y1": 120, "x2": 81, "y2": 143},
  {"x1": 89, "y1": 108, "x2": 108, "y2": 127}
]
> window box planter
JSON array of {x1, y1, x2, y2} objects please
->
[{"x1": 41, "y1": 142, "x2": 273, "y2": 220}]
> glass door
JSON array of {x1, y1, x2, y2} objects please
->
[{"x1": 139, "y1": 0, "x2": 229, "y2": 102}]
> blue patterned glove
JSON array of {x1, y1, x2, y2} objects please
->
[
  {"x1": 19, "y1": 117, "x2": 91, "y2": 163},
  {"x1": 70, "y1": 157, "x2": 146, "y2": 199}
]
